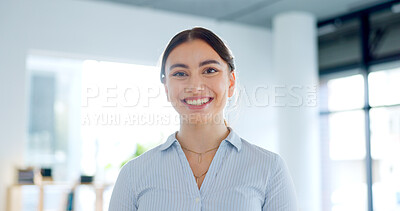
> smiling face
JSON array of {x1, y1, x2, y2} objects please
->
[{"x1": 164, "y1": 39, "x2": 235, "y2": 124}]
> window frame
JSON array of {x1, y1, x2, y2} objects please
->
[{"x1": 318, "y1": 1, "x2": 400, "y2": 211}]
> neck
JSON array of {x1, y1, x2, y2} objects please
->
[{"x1": 177, "y1": 116, "x2": 229, "y2": 152}]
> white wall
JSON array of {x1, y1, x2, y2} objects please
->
[{"x1": 0, "y1": 0, "x2": 273, "y2": 209}]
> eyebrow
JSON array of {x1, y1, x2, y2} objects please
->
[
  {"x1": 169, "y1": 63, "x2": 189, "y2": 71},
  {"x1": 199, "y1": 59, "x2": 221, "y2": 67},
  {"x1": 169, "y1": 59, "x2": 221, "y2": 71}
]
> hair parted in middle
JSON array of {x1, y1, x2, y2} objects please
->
[{"x1": 160, "y1": 27, "x2": 235, "y2": 83}]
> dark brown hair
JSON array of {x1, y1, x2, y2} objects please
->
[{"x1": 160, "y1": 27, "x2": 235, "y2": 83}]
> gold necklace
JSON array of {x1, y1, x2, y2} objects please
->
[
  {"x1": 181, "y1": 145, "x2": 219, "y2": 163},
  {"x1": 181, "y1": 145, "x2": 219, "y2": 187},
  {"x1": 194, "y1": 170, "x2": 208, "y2": 186}
]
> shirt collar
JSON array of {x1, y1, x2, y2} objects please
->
[
  {"x1": 159, "y1": 127, "x2": 242, "y2": 152},
  {"x1": 224, "y1": 127, "x2": 242, "y2": 152},
  {"x1": 159, "y1": 131, "x2": 178, "y2": 151}
]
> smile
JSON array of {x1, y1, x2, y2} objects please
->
[{"x1": 182, "y1": 97, "x2": 213, "y2": 106}]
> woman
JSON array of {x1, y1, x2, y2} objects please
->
[{"x1": 109, "y1": 27, "x2": 298, "y2": 210}]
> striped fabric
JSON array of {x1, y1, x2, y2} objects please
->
[{"x1": 109, "y1": 128, "x2": 298, "y2": 211}]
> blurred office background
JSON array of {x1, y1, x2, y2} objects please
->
[{"x1": 1, "y1": 0, "x2": 400, "y2": 210}]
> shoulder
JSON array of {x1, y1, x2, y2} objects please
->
[
  {"x1": 227, "y1": 127, "x2": 279, "y2": 162},
  {"x1": 228, "y1": 137, "x2": 287, "y2": 176},
  {"x1": 239, "y1": 137, "x2": 280, "y2": 161},
  {"x1": 119, "y1": 144, "x2": 164, "y2": 174},
  {"x1": 119, "y1": 131, "x2": 178, "y2": 176},
  {"x1": 238, "y1": 137, "x2": 292, "y2": 178}
]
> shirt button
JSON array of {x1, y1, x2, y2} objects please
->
[{"x1": 195, "y1": 197, "x2": 200, "y2": 203}]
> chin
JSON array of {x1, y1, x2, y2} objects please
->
[{"x1": 179, "y1": 112, "x2": 224, "y2": 125}]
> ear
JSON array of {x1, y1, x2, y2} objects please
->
[
  {"x1": 228, "y1": 71, "x2": 236, "y2": 98},
  {"x1": 164, "y1": 83, "x2": 170, "y2": 102}
]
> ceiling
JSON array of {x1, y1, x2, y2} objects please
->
[{"x1": 87, "y1": 0, "x2": 388, "y2": 28}]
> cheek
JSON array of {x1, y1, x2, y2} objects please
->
[
  {"x1": 166, "y1": 87, "x2": 175, "y2": 99},
  {"x1": 212, "y1": 79, "x2": 230, "y2": 99},
  {"x1": 164, "y1": 82, "x2": 174, "y2": 101},
  {"x1": 165, "y1": 82, "x2": 182, "y2": 101},
  {"x1": 220, "y1": 77, "x2": 231, "y2": 92}
]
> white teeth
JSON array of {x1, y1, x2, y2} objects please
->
[{"x1": 185, "y1": 98, "x2": 210, "y2": 105}]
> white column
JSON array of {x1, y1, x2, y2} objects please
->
[{"x1": 272, "y1": 12, "x2": 321, "y2": 211}]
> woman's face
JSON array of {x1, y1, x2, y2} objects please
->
[{"x1": 164, "y1": 39, "x2": 235, "y2": 123}]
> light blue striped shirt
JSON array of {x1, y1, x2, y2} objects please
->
[{"x1": 109, "y1": 128, "x2": 298, "y2": 210}]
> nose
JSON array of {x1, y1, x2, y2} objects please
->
[{"x1": 185, "y1": 75, "x2": 205, "y2": 93}]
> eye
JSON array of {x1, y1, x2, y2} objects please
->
[
  {"x1": 204, "y1": 68, "x2": 218, "y2": 74},
  {"x1": 172, "y1": 71, "x2": 188, "y2": 77}
]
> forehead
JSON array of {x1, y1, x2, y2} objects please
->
[{"x1": 166, "y1": 39, "x2": 224, "y2": 67}]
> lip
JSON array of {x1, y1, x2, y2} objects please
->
[{"x1": 181, "y1": 97, "x2": 214, "y2": 110}]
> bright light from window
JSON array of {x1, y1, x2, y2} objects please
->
[
  {"x1": 81, "y1": 60, "x2": 179, "y2": 181},
  {"x1": 327, "y1": 74, "x2": 364, "y2": 111},
  {"x1": 331, "y1": 182, "x2": 367, "y2": 211},
  {"x1": 329, "y1": 110, "x2": 366, "y2": 160},
  {"x1": 368, "y1": 67, "x2": 400, "y2": 107}
]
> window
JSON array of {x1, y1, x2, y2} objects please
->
[
  {"x1": 318, "y1": 19, "x2": 361, "y2": 70},
  {"x1": 27, "y1": 55, "x2": 83, "y2": 181},
  {"x1": 369, "y1": 63, "x2": 400, "y2": 211},
  {"x1": 370, "y1": 9, "x2": 400, "y2": 60},
  {"x1": 26, "y1": 54, "x2": 179, "y2": 210},
  {"x1": 318, "y1": 2, "x2": 400, "y2": 210},
  {"x1": 80, "y1": 60, "x2": 179, "y2": 182},
  {"x1": 320, "y1": 66, "x2": 400, "y2": 210},
  {"x1": 320, "y1": 73, "x2": 368, "y2": 211}
]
